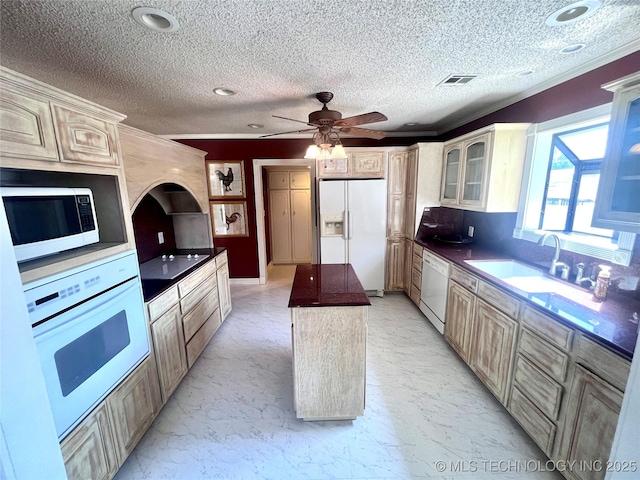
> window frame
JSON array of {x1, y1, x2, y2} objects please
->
[{"x1": 513, "y1": 104, "x2": 636, "y2": 266}]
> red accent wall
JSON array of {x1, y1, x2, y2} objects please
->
[
  {"x1": 443, "y1": 51, "x2": 640, "y2": 140},
  {"x1": 132, "y1": 194, "x2": 177, "y2": 264}
]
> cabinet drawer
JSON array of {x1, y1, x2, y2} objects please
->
[
  {"x1": 178, "y1": 260, "x2": 216, "y2": 298},
  {"x1": 519, "y1": 328, "x2": 569, "y2": 382},
  {"x1": 513, "y1": 355, "x2": 563, "y2": 420},
  {"x1": 576, "y1": 335, "x2": 631, "y2": 392},
  {"x1": 412, "y1": 243, "x2": 423, "y2": 258},
  {"x1": 450, "y1": 265, "x2": 478, "y2": 293},
  {"x1": 182, "y1": 286, "x2": 219, "y2": 342},
  {"x1": 186, "y1": 308, "x2": 221, "y2": 368},
  {"x1": 215, "y1": 250, "x2": 228, "y2": 269},
  {"x1": 510, "y1": 386, "x2": 556, "y2": 457},
  {"x1": 477, "y1": 280, "x2": 519, "y2": 319},
  {"x1": 521, "y1": 305, "x2": 573, "y2": 352},
  {"x1": 147, "y1": 285, "x2": 179, "y2": 322},
  {"x1": 412, "y1": 252, "x2": 422, "y2": 273},
  {"x1": 412, "y1": 267, "x2": 421, "y2": 289},
  {"x1": 180, "y1": 275, "x2": 216, "y2": 315}
]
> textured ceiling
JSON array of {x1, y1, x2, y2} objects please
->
[{"x1": 1, "y1": 0, "x2": 639, "y2": 137}]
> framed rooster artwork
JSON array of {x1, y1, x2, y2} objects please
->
[
  {"x1": 210, "y1": 201, "x2": 249, "y2": 237},
  {"x1": 206, "y1": 160, "x2": 246, "y2": 199}
]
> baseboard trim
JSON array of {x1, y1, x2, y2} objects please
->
[{"x1": 230, "y1": 278, "x2": 261, "y2": 285}]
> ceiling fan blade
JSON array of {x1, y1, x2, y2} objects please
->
[
  {"x1": 339, "y1": 126, "x2": 387, "y2": 140},
  {"x1": 334, "y1": 112, "x2": 388, "y2": 127},
  {"x1": 272, "y1": 115, "x2": 316, "y2": 126},
  {"x1": 260, "y1": 128, "x2": 317, "y2": 138}
]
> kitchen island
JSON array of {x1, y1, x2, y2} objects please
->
[{"x1": 288, "y1": 264, "x2": 370, "y2": 421}]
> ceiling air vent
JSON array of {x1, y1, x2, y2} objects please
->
[{"x1": 439, "y1": 74, "x2": 477, "y2": 86}]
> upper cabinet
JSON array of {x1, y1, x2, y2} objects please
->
[
  {"x1": 317, "y1": 148, "x2": 386, "y2": 179},
  {"x1": 592, "y1": 72, "x2": 640, "y2": 233},
  {"x1": 440, "y1": 124, "x2": 529, "y2": 212},
  {"x1": 0, "y1": 67, "x2": 126, "y2": 172}
]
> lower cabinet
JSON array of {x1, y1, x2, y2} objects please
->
[
  {"x1": 61, "y1": 403, "x2": 119, "y2": 480},
  {"x1": 469, "y1": 300, "x2": 518, "y2": 405},
  {"x1": 402, "y1": 238, "x2": 412, "y2": 295},
  {"x1": 151, "y1": 304, "x2": 187, "y2": 403},
  {"x1": 217, "y1": 262, "x2": 232, "y2": 321},
  {"x1": 106, "y1": 356, "x2": 161, "y2": 463},
  {"x1": 556, "y1": 365, "x2": 624, "y2": 480},
  {"x1": 444, "y1": 281, "x2": 476, "y2": 363},
  {"x1": 385, "y1": 238, "x2": 404, "y2": 291}
]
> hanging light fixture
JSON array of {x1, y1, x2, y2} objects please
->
[{"x1": 304, "y1": 127, "x2": 347, "y2": 160}]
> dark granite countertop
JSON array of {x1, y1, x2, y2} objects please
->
[
  {"x1": 416, "y1": 240, "x2": 639, "y2": 360},
  {"x1": 288, "y1": 264, "x2": 371, "y2": 308},
  {"x1": 141, "y1": 247, "x2": 226, "y2": 303}
]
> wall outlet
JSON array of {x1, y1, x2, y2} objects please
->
[
  {"x1": 468, "y1": 225, "x2": 475, "y2": 237},
  {"x1": 158, "y1": 231, "x2": 165, "y2": 244}
]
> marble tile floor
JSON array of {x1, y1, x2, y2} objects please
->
[{"x1": 114, "y1": 265, "x2": 562, "y2": 480}]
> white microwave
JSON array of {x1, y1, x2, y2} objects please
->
[{"x1": 1, "y1": 187, "x2": 99, "y2": 262}]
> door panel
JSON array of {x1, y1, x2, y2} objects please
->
[
  {"x1": 290, "y1": 190, "x2": 312, "y2": 263},
  {"x1": 269, "y1": 190, "x2": 292, "y2": 264}
]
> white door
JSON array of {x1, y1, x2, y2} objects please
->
[
  {"x1": 269, "y1": 189, "x2": 292, "y2": 264},
  {"x1": 319, "y1": 180, "x2": 347, "y2": 264},
  {"x1": 290, "y1": 189, "x2": 312, "y2": 263},
  {"x1": 347, "y1": 179, "x2": 387, "y2": 291}
]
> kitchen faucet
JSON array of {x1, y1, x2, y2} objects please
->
[{"x1": 537, "y1": 233, "x2": 568, "y2": 276}]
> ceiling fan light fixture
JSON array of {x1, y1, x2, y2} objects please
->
[
  {"x1": 330, "y1": 143, "x2": 348, "y2": 160},
  {"x1": 304, "y1": 144, "x2": 320, "y2": 159}
]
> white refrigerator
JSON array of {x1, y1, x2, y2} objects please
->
[{"x1": 319, "y1": 179, "x2": 387, "y2": 293}]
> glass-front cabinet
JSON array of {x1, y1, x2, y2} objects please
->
[
  {"x1": 460, "y1": 136, "x2": 489, "y2": 205},
  {"x1": 592, "y1": 73, "x2": 640, "y2": 233},
  {"x1": 441, "y1": 145, "x2": 461, "y2": 204}
]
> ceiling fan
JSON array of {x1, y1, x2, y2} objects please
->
[{"x1": 260, "y1": 92, "x2": 388, "y2": 141}]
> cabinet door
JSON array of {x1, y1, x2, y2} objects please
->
[
  {"x1": 385, "y1": 238, "x2": 404, "y2": 291},
  {"x1": 387, "y1": 152, "x2": 407, "y2": 237},
  {"x1": 290, "y1": 189, "x2": 312, "y2": 263},
  {"x1": 460, "y1": 134, "x2": 489, "y2": 206},
  {"x1": 107, "y1": 356, "x2": 161, "y2": 463},
  {"x1": 352, "y1": 151, "x2": 385, "y2": 178},
  {"x1": 404, "y1": 149, "x2": 418, "y2": 238},
  {"x1": 61, "y1": 403, "x2": 119, "y2": 480},
  {"x1": 151, "y1": 304, "x2": 187, "y2": 404},
  {"x1": 216, "y1": 262, "x2": 232, "y2": 321},
  {"x1": 290, "y1": 171, "x2": 310, "y2": 189},
  {"x1": 51, "y1": 104, "x2": 121, "y2": 166},
  {"x1": 402, "y1": 238, "x2": 413, "y2": 295},
  {"x1": 441, "y1": 145, "x2": 461, "y2": 204},
  {"x1": 592, "y1": 85, "x2": 640, "y2": 232},
  {"x1": 269, "y1": 189, "x2": 292, "y2": 264},
  {"x1": 0, "y1": 87, "x2": 59, "y2": 161},
  {"x1": 444, "y1": 282, "x2": 476, "y2": 363},
  {"x1": 268, "y1": 171, "x2": 289, "y2": 189},
  {"x1": 557, "y1": 365, "x2": 624, "y2": 480},
  {"x1": 469, "y1": 300, "x2": 517, "y2": 405}
]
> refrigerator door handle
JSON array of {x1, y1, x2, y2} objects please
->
[{"x1": 348, "y1": 210, "x2": 353, "y2": 240}]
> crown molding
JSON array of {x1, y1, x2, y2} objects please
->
[
  {"x1": 436, "y1": 38, "x2": 640, "y2": 136},
  {"x1": 161, "y1": 130, "x2": 438, "y2": 140}
]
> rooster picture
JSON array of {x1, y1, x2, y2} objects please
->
[
  {"x1": 215, "y1": 168, "x2": 234, "y2": 192},
  {"x1": 225, "y1": 212, "x2": 242, "y2": 230}
]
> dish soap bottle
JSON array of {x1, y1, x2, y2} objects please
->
[{"x1": 594, "y1": 265, "x2": 611, "y2": 301}]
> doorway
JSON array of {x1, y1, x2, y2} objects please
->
[{"x1": 253, "y1": 159, "x2": 317, "y2": 284}]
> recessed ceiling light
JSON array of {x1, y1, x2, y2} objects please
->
[
  {"x1": 248, "y1": 124, "x2": 264, "y2": 129},
  {"x1": 516, "y1": 70, "x2": 534, "y2": 77},
  {"x1": 546, "y1": 1, "x2": 601, "y2": 27},
  {"x1": 559, "y1": 44, "x2": 586, "y2": 54},
  {"x1": 213, "y1": 88, "x2": 236, "y2": 96},
  {"x1": 404, "y1": 122, "x2": 418, "y2": 126},
  {"x1": 131, "y1": 7, "x2": 180, "y2": 32}
]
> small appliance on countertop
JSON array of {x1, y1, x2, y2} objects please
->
[{"x1": 139, "y1": 253, "x2": 210, "y2": 280}]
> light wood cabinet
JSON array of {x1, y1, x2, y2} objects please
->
[
  {"x1": 217, "y1": 262, "x2": 232, "y2": 321},
  {"x1": 402, "y1": 238, "x2": 413, "y2": 295},
  {"x1": 404, "y1": 148, "x2": 418, "y2": 238},
  {"x1": 268, "y1": 170, "x2": 312, "y2": 264},
  {"x1": 186, "y1": 308, "x2": 221, "y2": 368},
  {"x1": 150, "y1": 304, "x2": 187, "y2": 404},
  {"x1": 317, "y1": 148, "x2": 386, "y2": 179},
  {"x1": 556, "y1": 365, "x2": 624, "y2": 480},
  {"x1": 440, "y1": 124, "x2": 529, "y2": 212},
  {"x1": 61, "y1": 403, "x2": 119, "y2": 480},
  {"x1": 107, "y1": 356, "x2": 161, "y2": 463},
  {"x1": 0, "y1": 86, "x2": 59, "y2": 162},
  {"x1": 385, "y1": 238, "x2": 404, "y2": 291},
  {"x1": 444, "y1": 281, "x2": 476, "y2": 363},
  {"x1": 592, "y1": 72, "x2": 640, "y2": 233},
  {"x1": 469, "y1": 300, "x2": 518, "y2": 405},
  {"x1": 386, "y1": 152, "x2": 407, "y2": 237},
  {"x1": 51, "y1": 104, "x2": 121, "y2": 167}
]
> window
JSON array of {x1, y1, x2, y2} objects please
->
[{"x1": 514, "y1": 104, "x2": 636, "y2": 266}]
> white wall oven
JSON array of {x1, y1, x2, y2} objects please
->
[{"x1": 25, "y1": 251, "x2": 149, "y2": 439}]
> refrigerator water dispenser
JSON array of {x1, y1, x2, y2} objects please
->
[{"x1": 321, "y1": 213, "x2": 344, "y2": 237}]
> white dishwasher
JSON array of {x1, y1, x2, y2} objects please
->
[{"x1": 419, "y1": 250, "x2": 450, "y2": 334}]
